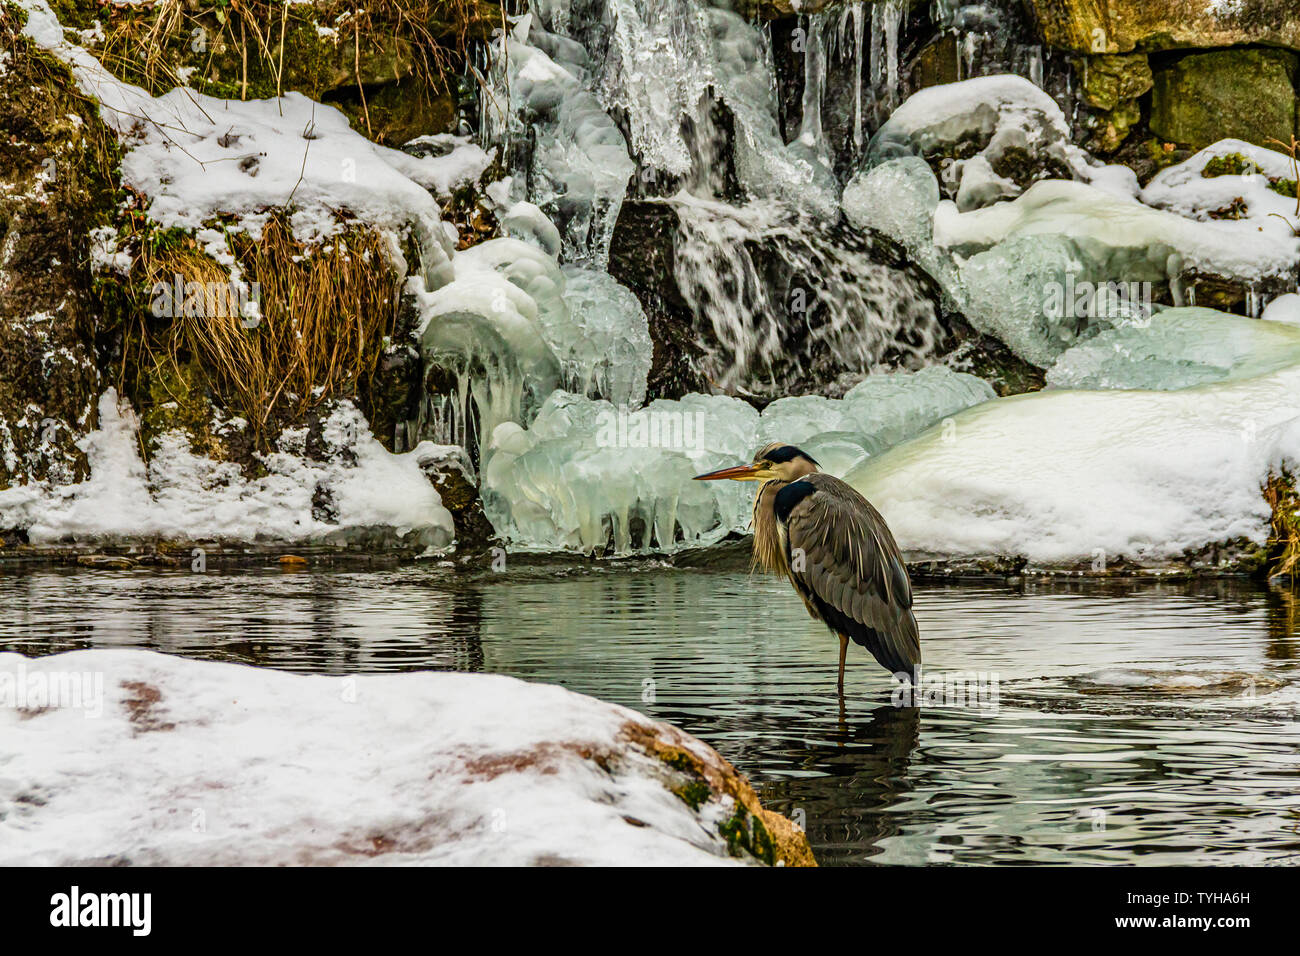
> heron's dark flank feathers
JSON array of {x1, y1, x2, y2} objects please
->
[{"x1": 777, "y1": 472, "x2": 920, "y2": 675}]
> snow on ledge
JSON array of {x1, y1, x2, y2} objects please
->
[
  {"x1": 0, "y1": 390, "x2": 454, "y2": 547},
  {"x1": 0, "y1": 650, "x2": 807, "y2": 866}
]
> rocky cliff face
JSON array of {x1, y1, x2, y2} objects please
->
[
  {"x1": 1029, "y1": 0, "x2": 1300, "y2": 54},
  {"x1": 0, "y1": 17, "x2": 116, "y2": 490}
]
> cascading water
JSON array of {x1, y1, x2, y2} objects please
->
[
  {"x1": 510, "y1": 0, "x2": 952, "y2": 399},
  {"x1": 671, "y1": 194, "x2": 943, "y2": 395}
]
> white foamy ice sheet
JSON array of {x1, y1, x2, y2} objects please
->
[
  {"x1": 850, "y1": 317, "x2": 1300, "y2": 566},
  {"x1": 0, "y1": 649, "x2": 761, "y2": 866},
  {"x1": 482, "y1": 368, "x2": 995, "y2": 553},
  {"x1": 0, "y1": 391, "x2": 454, "y2": 548},
  {"x1": 1045, "y1": 306, "x2": 1300, "y2": 391}
]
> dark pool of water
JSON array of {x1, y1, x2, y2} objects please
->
[{"x1": 4, "y1": 565, "x2": 1299, "y2": 865}]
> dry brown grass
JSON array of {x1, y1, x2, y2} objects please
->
[
  {"x1": 1263, "y1": 469, "x2": 1300, "y2": 584},
  {"x1": 137, "y1": 217, "x2": 401, "y2": 439},
  {"x1": 87, "y1": 0, "x2": 493, "y2": 101}
]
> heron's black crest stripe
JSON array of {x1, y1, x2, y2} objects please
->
[
  {"x1": 773, "y1": 480, "x2": 817, "y2": 525},
  {"x1": 765, "y1": 445, "x2": 818, "y2": 466}
]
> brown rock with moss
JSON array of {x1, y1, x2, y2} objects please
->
[
  {"x1": 619, "y1": 721, "x2": 817, "y2": 866},
  {"x1": 1028, "y1": 0, "x2": 1300, "y2": 54},
  {"x1": 1074, "y1": 53, "x2": 1152, "y2": 153},
  {"x1": 1149, "y1": 48, "x2": 1299, "y2": 150}
]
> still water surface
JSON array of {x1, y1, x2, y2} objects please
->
[{"x1": 4, "y1": 565, "x2": 1299, "y2": 865}]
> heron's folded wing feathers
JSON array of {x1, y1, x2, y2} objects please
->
[{"x1": 784, "y1": 474, "x2": 921, "y2": 674}]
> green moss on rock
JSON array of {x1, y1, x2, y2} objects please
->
[{"x1": 1150, "y1": 48, "x2": 1300, "y2": 150}]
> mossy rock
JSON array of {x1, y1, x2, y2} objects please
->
[
  {"x1": 1150, "y1": 48, "x2": 1300, "y2": 150},
  {"x1": 1073, "y1": 53, "x2": 1152, "y2": 152},
  {"x1": 1201, "y1": 153, "x2": 1299, "y2": 198},
  {"x1": 1028, "y1": 0, "x2": 1300, "y2": 54},
  {"x1": 0, "y1": 24, "x2": 123, "y2": 488}
]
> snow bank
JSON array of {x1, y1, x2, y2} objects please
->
[
  {"x1": 848, "y1": 354, "x2": 1300, "y2": 565},
  {"x1": 936, "y1": 179, "x2": 1299, "y2": 284},
  {"x1": 0, "y1": 391, "x2": 453, "y2": 548},
  {"x1": 1141, "y1": 139, "x2": 1300, "y2": 235},
  {"x1": 0, "y1": 649, "x2": 805, "y2": 866}
]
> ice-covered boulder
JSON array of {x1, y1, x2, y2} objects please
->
[
  {"x1": 865, "y1": 75, "x2": 1075, "y2": 211},
  {"x1": 935, "y1": 179, "x2": 1300, "y2": 364},
  {"x1": 0, "y1": 649, "x2": 815, "y2": 866}
]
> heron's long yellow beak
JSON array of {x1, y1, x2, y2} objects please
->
[{"x1": 693, "y1": 464, "x2": 764, "y2": 481}]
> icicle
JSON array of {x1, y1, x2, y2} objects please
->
[
  {"x1": 799, "y1": 13, "x2": 827, "y2": 146},
  {"x1": 851, "y1": 1, "x2": 865, "y2": 150}
]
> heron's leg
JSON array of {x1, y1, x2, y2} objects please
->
[{"x1": 837, "y1": 634, "x2": 848, "y2": 696}]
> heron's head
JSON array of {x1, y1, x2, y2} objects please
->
[{"x1": 693, "y1": 442, "x2": 820, "y2": 483}]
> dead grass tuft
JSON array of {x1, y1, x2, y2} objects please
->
[
  {"x1": 136, "y1": 216, "x2": 401, "y2": 439},
  {"x1": 1263, "y1": 469, "x2": 1300, "y2": 584}
]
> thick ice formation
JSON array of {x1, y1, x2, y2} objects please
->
[
  {"x1": 842, "y1": 156, "x2": 963, "y2": 304},
  {"x1": 411, "y1": 237, "x2": 566, "y2": 449},
  {"x1": 933, "y1": 179, "x2": 1300, "y2": 364},
  {"x1": 937, "y1": 179, "x2": 1299, "y2": 282},
  {"x1": 848, "y1": 357, "x2": 1300, "y2": 566},
  {"x1": 483, "y1": 15, "x2": 636, "y2": 265},
  {"x1": 482, "y1": 391, "x2": 759, "y2": 553},
  {"x1": 0, "y1": 649, "x2": 767, "y2": 866},
  {"x1": 410, "y1": 231, "x2": 653, "y2": 450},
  {"x1": 532, "y1": 0, "x2": 838, "y2": 214},
  {"x1": 555, "y1": 266, "x2": 652, "y2": 408},
  {"x1": 0, "y1": 392, "x2": 454, "y2": 548},
  {"x1": 1045, "y1": 307, "x2": 1300, "y2": 391},
  {"x1": 482, "y1": 368, "x2": 995, "y2": 552}
]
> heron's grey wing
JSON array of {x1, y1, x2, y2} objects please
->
[{"x1": 780, "y1": 473, "x2": 921, "y2": 675}]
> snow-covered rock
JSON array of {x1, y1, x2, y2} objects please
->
[
  {"x1": 0, "y1": 391, "x2": 454, "y2": 549},
  {"x1": 0, "y1": 649, "x2": 814, "y2": 867}
]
